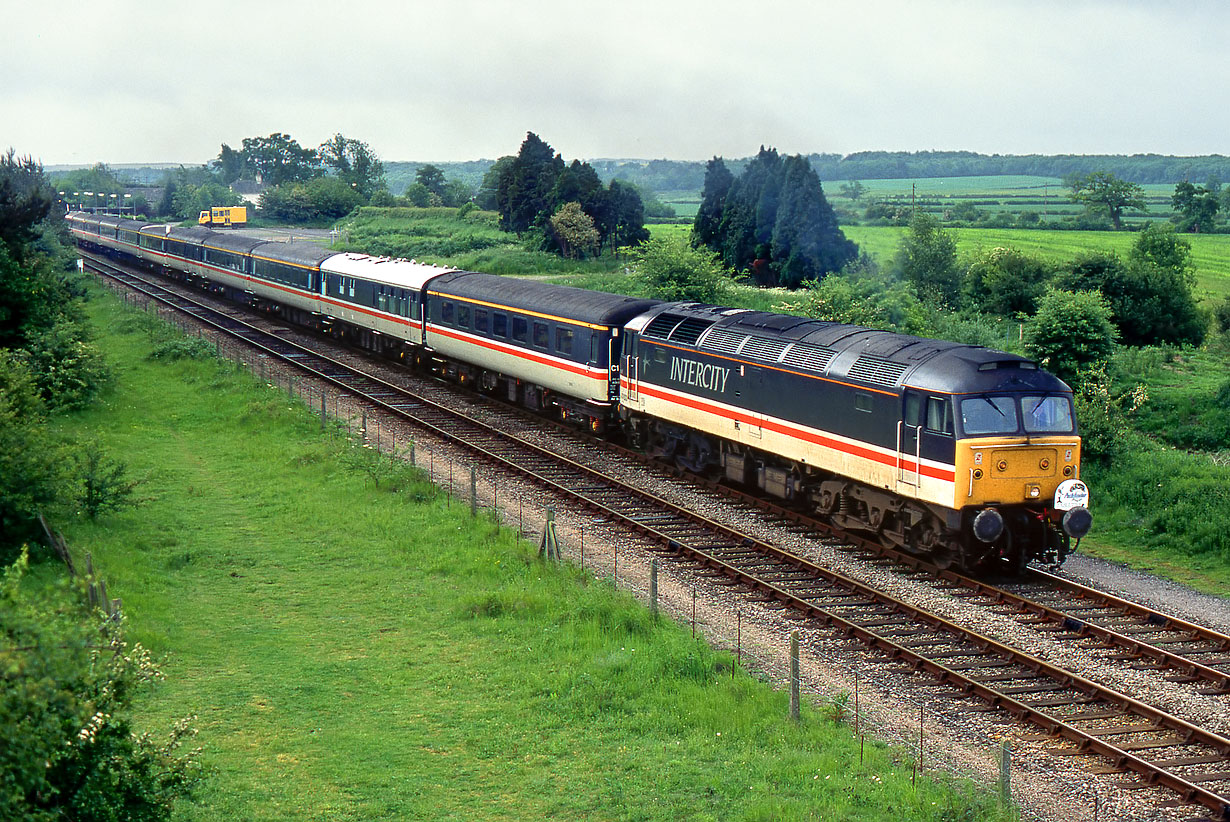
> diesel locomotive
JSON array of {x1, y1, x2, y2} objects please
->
[{"x1": 68, "y1": 211, "x2": 1091, "y2": 572}]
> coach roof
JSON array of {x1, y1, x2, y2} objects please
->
[
  {"x1": 250, "y1": 240, "x2": 335, "y2": 268},
  {"x1": 429, "y1": 271, "x2": 661, "y2": 327}
]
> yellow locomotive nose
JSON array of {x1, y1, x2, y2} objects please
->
[{"x1": 960, "y1": 437, "x2": 1081, "y2": 509}]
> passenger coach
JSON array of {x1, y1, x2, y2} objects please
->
[{"x1": 424, "y1": 272, "x2": 659, "y2": 429}]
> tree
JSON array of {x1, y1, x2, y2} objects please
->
[
  {"x1": 1171, "y1": 181, "x2": 1220, "y2": 233},
  {"x1": 1, "y1": 150, "x2": 53, "y2": 253},
  {"x1": 839, "y1": 180, "x2": 867, "y2": 202},
  {"x1": 0, "y1": 355, "x2": 63, "y2": 557},
  {"x1": 169, "y1": 182, "x2": 244, "y2": 221},
  {"x1": 475, "y1": 156, "x2": 514, "y2": 211},
  {"x1": 598, "y1": 180, "x2": 649, "y2": 253},
  {"x1": 496, "y1": 132, "x2": 564, "y2": 233},
  {"x1": 211, "y1": 144, "x2": 246, "y2": 185},
  {"x1": 1053, "y1": 235, "x2": 1203, "y2": 348},
  {"x1": 894, "y1": 212, "x2": 960, "y2": 307},
  {"x1": 1026, "y1": 288, "x2": 1118, "y2": 387},
  {"x1": 550, "y1": 160, "x2": 602, "y2": 214},
  {"x1": 413, "y1": 164, "x2": 447, "y2": 198},
  {"x1": 240, "y1": 133, "x2": 320, "y2": 186},
  {"x1": 692, "y1": 157, "x2": 733, "y2": 249},
  {"x1": 318, "y1": 135, "x2": 385, "y2": 200},
  {"x1": 634, "y1": 233, "x2": 731, "y2": 303},
  {"x1": 770, "y1": 155, "x2": 857, "y2": 288},
  {"x1": 1065, "y1": 171, "x2": 1146, "y2": 230},
  {"x1": 0, "y1": 551, "x2": 202, "y2": 820},
  {"x1": 962, "y1": 246, "x2": 1052, "y2": 316},
  {"x1": 696, "y1": 148, "x2": 855, "y2": 287},
  {"x1": 548, "y1": 202, "x2": 600, "y2": 259}
]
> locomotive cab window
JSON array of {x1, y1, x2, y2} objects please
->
[
  {"x1": 960, "y1": 396, "x2": 1019, "y2": 436},
  {"x1": 1022, "y1": 395, "x2": 1074, "y2": 434},
  {"x1": 904, "y1": 393, "x2": 923, "y2": 427},
  {"x1": 926, "y1": 397, "x2": 954, "y2": 435}
]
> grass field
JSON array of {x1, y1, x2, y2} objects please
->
[
  {"x1": 842, "y1": 226, "x2": 1230, "y2": 301},
  {"x1": 43, "y1": 291, "x2": 1013, "y2": 821}
]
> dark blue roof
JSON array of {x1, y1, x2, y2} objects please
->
[{"x1": 430, "y1": 272, "x2": 662, "y2": 327}]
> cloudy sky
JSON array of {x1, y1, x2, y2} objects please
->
[{"x1": 6, "y1": 0, "x2": 1228, "y2": 167}]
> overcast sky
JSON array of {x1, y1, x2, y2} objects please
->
[{"x1": 6, "y1": 0, "x2": 1228, "y2": 167}]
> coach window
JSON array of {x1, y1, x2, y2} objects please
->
[
  {"x1": 348, "y1": 278, "x2": 356, "y2": 298},
  {"x1": 533, "y1": 322, "x2": 549, "y2": 349},
  {"x1": 474, "y1": 308, "x2": 489, "y2": 334},
  {"x1": 926, "y1": 396, "x2": 954, "y2": 435},
  {"x1": 555, "y1": 327, "x2": 573, "y2": 355},
  {"x1": 441, "y1": 301, "x2": 454, "y2": 325},
  {"x1": 457, "y1": 305, "x2": 471, "y2": 328},
  {"x1": 377, "y1": 287, "x2": 388, "y2": 312},
  {"x1": 513, "y1": 316, "x2": 528, "y2": 343},
  {"x1": 493, "y1": 312, "x2": 508, "y2": 338}
]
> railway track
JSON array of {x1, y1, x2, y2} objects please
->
[{"x1": 85, "y1": 250, "x2": 1230, "y2": 819}]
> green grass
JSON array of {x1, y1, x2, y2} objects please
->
[
  {"x1": 43, "y1": 290, "x2": 1013, "y2": 821},
  {"x1": 843, "y1": 226, "x2": 1230, "y2": 301}
]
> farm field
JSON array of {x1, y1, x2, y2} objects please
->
[
  {"x1": 46, "y1": 290, "x2": 1013, "y2": 821},
  {"x1": 842, "y1": 226, "x2": 1230, "y2": 301}
]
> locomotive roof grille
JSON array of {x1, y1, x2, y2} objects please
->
[
  {"x1": 699, "y1": 327, "x2": 747, "y2": 355},
  {"x1": 741, "y1": 335, "x2": 791, "y2": 363},
  {"x1": 668, "y1": 317, "x2": 714, "y2": 345},
  {"x1": 847, "y1": 354, "x2": 910, "y2": 387},
  {"x1": 643, "y1": 312, "x2": 687, "y2": 340},
  {"x1": 781, "y1": 342, "x2": 836, "y2": 373}
]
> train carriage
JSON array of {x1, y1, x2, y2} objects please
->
[
  {"x1": 244, "y1": 240, "x2": 333, "y2": 317},
  {"x1": 318, "y1": 254, "x2": 454, "y2": 352},
  {"x1": 424, "y1": 272, "x2": 660, "y2": 428}
]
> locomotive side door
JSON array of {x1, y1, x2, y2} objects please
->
[
  {"x1": 897, "y1": 391, "x2": 923, "y2": 488},
  {"x1": 622, "y1": 333, "x2": 640, "y2": 403}
]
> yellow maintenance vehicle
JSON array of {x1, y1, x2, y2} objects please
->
[{"x1": 198, "y1": 206, "x2": 247, "y2": 228}]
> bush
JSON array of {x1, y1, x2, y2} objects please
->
[
  {"x1": 962, "y1": 246, "x2": 1052, "y2": 317},
  {"x1": 0, "y1": 551, "x2": 202, "y2": 821},
  {"x1": 1073, "y1": 364, "x2": 1147, "y2": 464},
  {"x1": 148, "y1": 336, "x2": 216, "y2": 361},
  {"x1": 15, "y1": 321, "x2": 111, "y2": 410},
  {"x1": 1214, "y1": 296, "x2": 1230, "y2": 335},
  {"x1": 633, "y1": 234, "x2": 732, "y2": 303},
  {"x1": 1026, "y1": 289, "x2": 1118, "y2": 386}
]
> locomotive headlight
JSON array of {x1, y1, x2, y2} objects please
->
[
  {"x1": 1039, "y1": 458, "x2": 1050, "y2": 470},
  {"x1": 972, "y1": 508, "x2": 1004, "y2": 543}
]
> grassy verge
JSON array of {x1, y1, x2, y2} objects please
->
[{"x1": 44, "y1": 290, "x2": 1013, "y2": 820}]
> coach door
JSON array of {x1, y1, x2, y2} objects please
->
[{"x1": 897, "y1": 391, "x2": 923, "y2": 488}]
